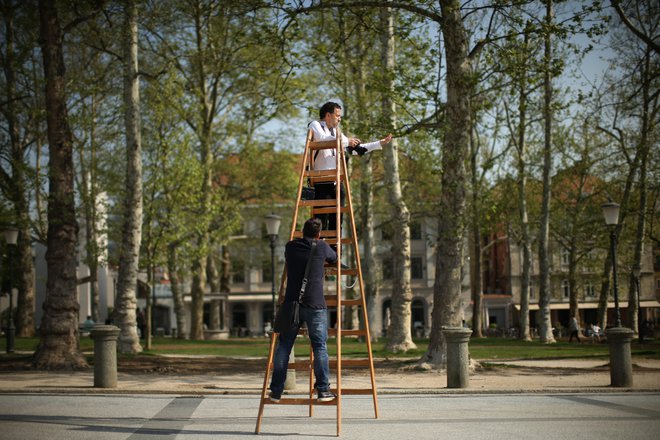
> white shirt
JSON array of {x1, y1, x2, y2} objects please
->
[{"x1": 308, "y1": 120, "x2": 382, "y2": 171}]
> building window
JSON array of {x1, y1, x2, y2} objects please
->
[
  {"x1": 585, "y1": 282, "x2": 596, "y2": 298},
  {"x1": 411, "y1": 256, "x2": 424, "y2": 279},
  {"x1": 561, "y1": 248, "x2": 569, "y2": 266},
  {"x1": 231, "y1": 260, "x2": 245, "y2": 284},
  {"x1": 529, "y1": 285, "x2": 535, "y2": 299},
  {"x1": 262, "y1": 259, "x2": 272, "y2": 283},
  {"x1": 232, "y1": 303, "x2": 247, "y2": 328},
  {"x1": 382, "y1": 257, "x2": 393, "y2": 280},
  {"x1": 562, "y1": 279, "x2": 570, "y2": 298},
  {"x1": 410, "y1": 221, "x2": 422, "y2": 240}
]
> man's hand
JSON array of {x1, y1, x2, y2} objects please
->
[
  {"x1": 380, "y1": 134, "x2": 393, "y2": 145},
  {"x1": 348, "y1": 137, "x2": 361, "y2": 147}
]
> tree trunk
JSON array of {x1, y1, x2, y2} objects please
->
[
  {"x1": 468, "y1": 115, "x2": 483, "y2": 338},
  {"x1": 168, "y1": 244, "x2": 187, "y2": 339},
  {"x1": 516, "y1": 29, "x2": 532, "y2": 341},
  {"x1": 568, "y1": 240, "x2": 579, "y2": 326},
  {"x1": 188, "y1": 3, "x2": 215, "y2": 340},
  {"x1": 537, "y1": 0, "x2": 556, "y2": 343},
  {"x1": 420, "y1": 0, "x2": 471, "y2": 368},
  {"x1": 2, "y1": 1, "x2": 36, "y2": 337},
  {"x1": 361, "y1": 156, "x2": 380, "y2": 341},
  {"x1": 350, "y1": 35, "x2": 380, "y2": 341},
  {"x1": 79, "y1": 93, "x2": 100, "y2": 323},
  {"x1": 32, "y1": 0, "x2": 87, "y2": 370},
  {"x1": 380, "y1": 5, "x2": 415, "y2": 353},
  {"x1": 596, "y1": 143, "x2": 640, "y2": 328},
  {"x1": 207, "y1": 252, "x2": 221, "y2": 330},
  {"x1": 627, "y1": 46, "x2": 651, "y2": 336},
  {"x1": 220, "y1": 244, "x2": 230, "y2": 331},
  {"x1": 115, "y1": 0, "x2": 143, "y2": 354}
]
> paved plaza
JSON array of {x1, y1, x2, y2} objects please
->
[{"x1": 0, "y1": 392, "x2": 659, "y2": 439}]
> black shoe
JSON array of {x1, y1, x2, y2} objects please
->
[
  {"x1": 340, "y1": 263, "x2": 349, "y2": 269},
  {"x1": 317, "y1": 390, "x2": 337, "y2": 402},
  {"x1": 269, "y1": 391, "x2": 281, "y2": 403}
]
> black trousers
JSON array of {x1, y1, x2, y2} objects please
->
[{"x1": 313, "y1": 182, "x2": 345, "y2": 234}]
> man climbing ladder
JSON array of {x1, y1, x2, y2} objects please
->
[{"x1": 268, "y1": 217, "x2": 338, "y2": 404}]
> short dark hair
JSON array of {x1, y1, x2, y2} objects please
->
[
  {"x1": 319, "y1": 101, "x2": 341, "y2": 119},
  {"x1": 303, "y1": 217, "x2": 322, "y2": 238}
]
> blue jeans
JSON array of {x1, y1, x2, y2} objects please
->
[{"x1": 269, "y1": 306, "x2": 330, "y2": 395}]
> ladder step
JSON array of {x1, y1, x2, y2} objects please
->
[
  {"x1": 309, "y1": 140, "x2": 339, "y2": 150},
  {"x1": 304, "y1": 169, "x2": 344, "y2": 178},
  {"x1": 273, "y1": 359, "x2": 371, "y2": 370},
  {"x1": 313, "y1": 206, "x2": 348, "y2": 215},
  {"x1": 263, "y1": 397, "x2": 337, "y2": 406},
  {"x1": 299, "y1": 199, "x2": 338, "y2": 208},
  {"x1": 336, "y1": 388, "x2": 375, "y2": 396},
  {"x1": 293, "y1": 230, "x2": 344, "y2": 239},
  {"x1": 323, "y1": 237, "x2": 352, "y2": 245},
  {"x1": 325, "y1": 296, "x2": 362, "y2": 307},
  {"x1": 329, "y1": 359, "x2": 371, "y2": 368},
  {"x1": 326, "y1": 268, "x2": 358, "y2": 276},
  {"x1": 329, "y1": 328, "x2": 367, "y2": 337},
  {"x1": 287, "y1": 361, "x2": 313, "y2": 369},
  {"x1": 304, "y1": 170, "x2": 345, "y2": 184}
]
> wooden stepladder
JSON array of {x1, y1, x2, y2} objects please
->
[{"x1": 255, "y1": 128, "x2": 379, "y2": 436}]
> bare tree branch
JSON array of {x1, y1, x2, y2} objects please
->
[{"x1": 611, "y1": 0, "x2": 660, "y2": 54}]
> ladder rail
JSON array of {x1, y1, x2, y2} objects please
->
[
  {"x1": 341, "y1": 142, "x2": 380, "y2": 419},
  {"x1": 334, "y1": 130, "x2": 343, "y2": 436}
]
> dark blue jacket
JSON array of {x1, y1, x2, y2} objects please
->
[{"x1": 284, "y1": 238, "x2": 337, "y2": 308}]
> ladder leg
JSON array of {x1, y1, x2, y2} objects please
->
[
  {"x1": 255, "y1": 332, "x2": 278, "y2": 434},
  {"x1": 343, "y1": 149, "x2": 379, "y2": 420}
]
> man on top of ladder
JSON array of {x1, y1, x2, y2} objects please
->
[
  {"x1": 269, "y1": 218, "x2": 339, "y2": 403},
  {"x1": 308, "y1": 101, "x2": 392, "y2": 233}
]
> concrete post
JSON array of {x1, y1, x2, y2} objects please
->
[
  {"x1": 90, "y1": 325, "x2": 121, "y2": 388},
  {"x1": 606, "y1": 327, "x2": 634, "y2": 387},
  {"x1": 442, "y1": 327, "x2": 472, "y2": 389}
]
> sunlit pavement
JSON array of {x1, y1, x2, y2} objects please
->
[{"x1": 0, "y1": 393, "x2": 658, "y2": 439}]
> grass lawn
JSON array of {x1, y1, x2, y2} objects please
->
[{"x1": 3, "y1": 335, "x2": 659, "y2": 361}]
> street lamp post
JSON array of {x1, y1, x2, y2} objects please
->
[
  {"x1": 601, "y1": 202, "x2": 622, "y2": 328},
  {"x1": 264, "y1": 214, "x2": 281, "y2": 324},
  {"x1": 3, "y1": 227, "x2": 18, "y2": 354},
  {"x1": 601, "y1": 201, "x2": 633, "y2": 387}
]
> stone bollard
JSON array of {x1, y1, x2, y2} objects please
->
[
  {"x1": 606, "y1": 327, "x2": 634, "y2": 387},
  {"x1": 90, "y1": 325, "x2": 121, "y2": 388},
  {"x1": 442, "y1": 327, "x2": 472, "y2": 388}
]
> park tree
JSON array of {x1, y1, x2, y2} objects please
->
[
  {"x1": 419, "y1": 0, "x2": 474, "y2": 368},
  {"x1": 0, "y1": 0, "x2": 37, "y2": 336},
  {"x1": 499, "y1": 20, "x2": 540, "y2": 342},
  {"x1": 593, "y1": 0, "x2": 658, "y2": 332},
  {"x1": 145, "y1": 0, "x2": 295, "y2": 339},
  {"x1": 550, "y1": 124, "x2": 610, "y2": 326},
  {"x1": 113, "y1": 0, "x2": 143, "y2": 353},
  {"x1": 379, "y1": 5, "x2": 415, "y2": 353},
  {"x1": 33, "y1": 0, "x2": 104, "y2": 369},
  {"x1": 536, "y1": 0, "x2": 558, "y2": 343}
]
